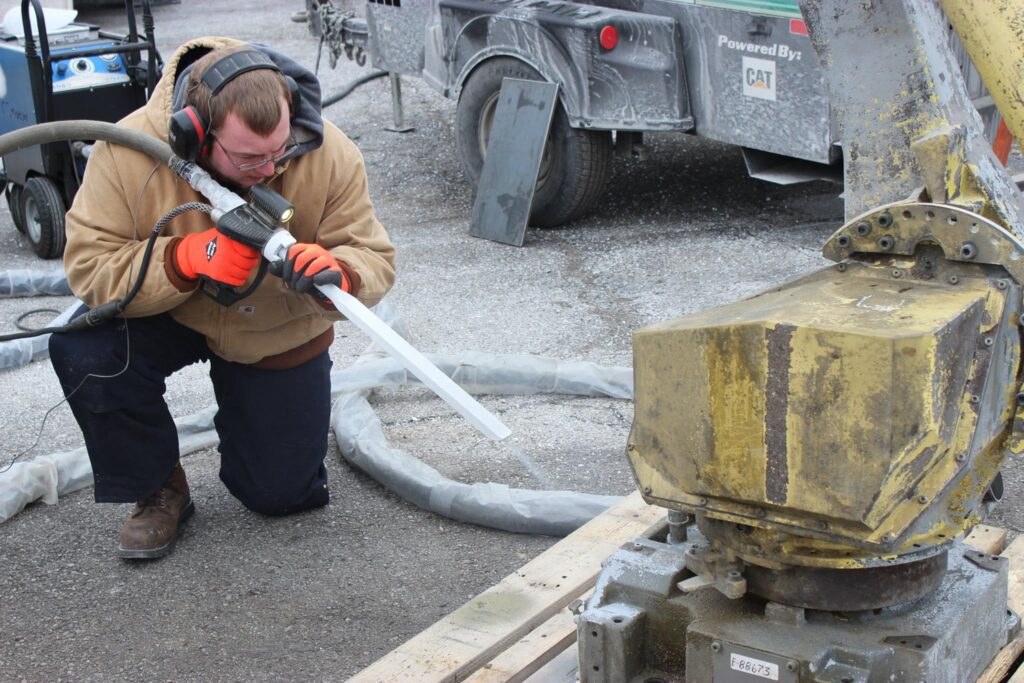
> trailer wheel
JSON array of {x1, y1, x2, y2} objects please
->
[
  {"x1": 455, "y1": 58, "x2": 612, "y2": 228},
  {"x1": 6, "y1": 184, "x2": 26, "y2": 234},
  {"x1": 22, "y1": 177, "x2": 67, "y2": 259}
]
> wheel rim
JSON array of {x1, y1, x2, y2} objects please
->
[
  {"x1": 478, "y1": 91, "x2": 553, "y2": 187},
  {"x1": 23, "y1": 194, "x2": 42, "y2": 244}
]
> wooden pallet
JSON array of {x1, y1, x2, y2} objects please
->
[{"x1": 348, "y1": 493, "x2": 1024, "y2": 683}]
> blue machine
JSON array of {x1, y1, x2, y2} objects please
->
[{"x1": 0, "y1": 0, "x2": 160, "y2": 258}]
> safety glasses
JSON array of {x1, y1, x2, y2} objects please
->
[{"x1": 214, "y1": 133, "x2": 298, "y2": 171}]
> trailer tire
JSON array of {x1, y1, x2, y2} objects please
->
[
  {"x1": 22, "y1": 177, "x2": 67, "y2": 259},
  {"x1": 455, "y1": 58, "x2": 612, "y2": 228},
  {"x1": 6, "y1": 184, "x2": 26, "y2": 234}
]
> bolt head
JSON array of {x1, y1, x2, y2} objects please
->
[
  {"x1": 949, "y1": 275, "x2": 960, "y2": 284},
  {"x1": 956, "y1": 453, "x2": 967, "y2": 462},
  {"x1": 787, "y1": 660, "x2": 798, "y2": 672},
  {"x1": 892, "y1": 269, "x2": 902, "y2": 278},
  {"x1": 711, "y1": 641, "x2": 722, "y2": 652},
  {"x1": 643, "y1": 486, "x2": 652, "y2": 495},
  {"x1": 698, "y1": 497, "x2": 708, "y2": 506},
  {"x1": 917, "y1": 495, "x2": 928, "y2": 504}
]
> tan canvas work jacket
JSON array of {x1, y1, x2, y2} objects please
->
[{"x1": 63, "y1": 36, "x2": 396, "y2": 365}]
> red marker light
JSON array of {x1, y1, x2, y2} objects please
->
[
  {"x1": 790, "y1": 18, "x2": 809, "y2": 36},
  {"x1": 599, "y1": 25, "x2": 619, "y2": 50}
]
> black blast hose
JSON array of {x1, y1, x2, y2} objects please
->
[
  {"x1": 0, "y1": 121, "x2": 246, "y2": 337},
  {"x1": 0, "y1": 120, "x2": 174, "y2": 167}
]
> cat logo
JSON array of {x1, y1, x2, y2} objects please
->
[{"x1": 742, "y1": 56, "x2": 776, "y2": 102}]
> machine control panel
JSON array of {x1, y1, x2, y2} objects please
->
[{"x1": 50, "y1": 44, "x2": 130, "y2": 92}]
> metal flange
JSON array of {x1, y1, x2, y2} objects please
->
[{"x1": 823, "y1": 202, "x2": 1024, "y2": 284}]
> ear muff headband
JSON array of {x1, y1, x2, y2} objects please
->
[{"x1": 202, "y1": 50, "x2": 281, "y2": 96}]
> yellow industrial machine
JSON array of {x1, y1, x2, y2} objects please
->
[{"x1": 579, "y1": 1, "x2": 1024, "y2": 681}]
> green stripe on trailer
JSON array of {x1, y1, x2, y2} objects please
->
[{"x1": 696, "y1": 0, "x2": 802, "y2": 19}]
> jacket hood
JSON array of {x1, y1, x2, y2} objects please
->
[{"x1": 146, "y1": 37, "x2": 324, "y2": 158}]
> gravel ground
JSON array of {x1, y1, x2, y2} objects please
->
[{"x1": 0, "y1": 2, "x2": 1021, "y2": 682}]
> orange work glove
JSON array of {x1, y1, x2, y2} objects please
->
[
  {"x1": 273, "y1": 243, "x2": 351, "y2": 296},
  {"x1": 174, "y1": 228, "x2": 260, "y2": 286}
]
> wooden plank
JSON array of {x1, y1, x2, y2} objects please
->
[
  {"x1": 965, "y1": 524, "x2": 1009, "y2": 554},
  {"x1": 523, "y1": 644, "x2": 579, "y2": 683},
  {"x1": 976, "y1": 534, "x2": 1024, "y2": 683},
  {"x1": 464, "y1": 607, "x2": 578, "y2": 683},
  {"x1": 348, "y1": 492, "x2": 665, "y2": 683}
]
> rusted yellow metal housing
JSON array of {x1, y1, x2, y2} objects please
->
[{"x1": 629, "y1": 202, "x2": 1022, "y2": 570}]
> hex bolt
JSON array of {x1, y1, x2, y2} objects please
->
[
  {"x1": 878, "y1": 236, "x2": 895, "y2": 251},
  {"x1": 786, "y1": 661, "x2": 799, "y2": 672},
  {"x1": 711, "y1": 641, "x2": 722, "y2": 653},
  {"x1": 949, "y1": 275, "x2": 960, "y2": 285},
  {"x1": 960, "y1": 242, "x2": 978, "y2": 260},
  {"x1": 837, "y1": 235, "x2": 852, "y2": 247},
  {"x1": 856, "y1": 221, "x2": 871, "y2": 236}
]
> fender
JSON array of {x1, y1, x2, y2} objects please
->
[{"x1": 436, "y1": 0, "x2": 693, "y2": 132}]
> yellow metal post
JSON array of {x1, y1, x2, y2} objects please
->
[{"x1": 941, "y1": 0, "x2": 1024, "y2": 145}]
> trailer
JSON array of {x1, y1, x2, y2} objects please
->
[{"x1": 308, "y1": 0, "x2": 1005, "y2": 228}]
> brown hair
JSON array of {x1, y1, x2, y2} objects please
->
[{"x1": 186, "y1": 45, "x2": 291, "y2": 135}]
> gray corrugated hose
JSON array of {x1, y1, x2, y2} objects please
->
[{"x1": 1, "y1": 303, "x2": 632, "y2": 533}]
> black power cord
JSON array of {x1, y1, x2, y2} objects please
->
[
  {"x1": 0, "y1": 202, "x2": 214, "y2": 474},
  {"x1": 321, "y1": 70, "x2": 388, "y2": 109},
  {"x1": 0, "y1": 201, "x2": 213, "y2": 343}
]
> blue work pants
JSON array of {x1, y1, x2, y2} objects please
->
[{"x1": 48, "y1": 309, "x2": 331, "y2": 515}]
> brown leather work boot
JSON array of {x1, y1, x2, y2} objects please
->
[{"x1": 118, "y1": 462, "x2": 194, "y2": 560}]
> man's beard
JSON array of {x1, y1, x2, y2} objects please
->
[{"x1": 199, "y1": 160, "x2": 255, "y2": 195}]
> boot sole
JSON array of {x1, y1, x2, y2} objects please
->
[{"x1": 118, "y1": 499, "x2": 195, "y2": 560}]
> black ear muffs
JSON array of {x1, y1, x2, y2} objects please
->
[
  {"x1": 168, "y1": 105, "x2": 209, "y2": 161},
  {"x1": 284, "y1": 75, "x2": 301, "y2": 117},
  {"x1": 169, "y1": 48, "x2": 297, "y2": 162}
]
